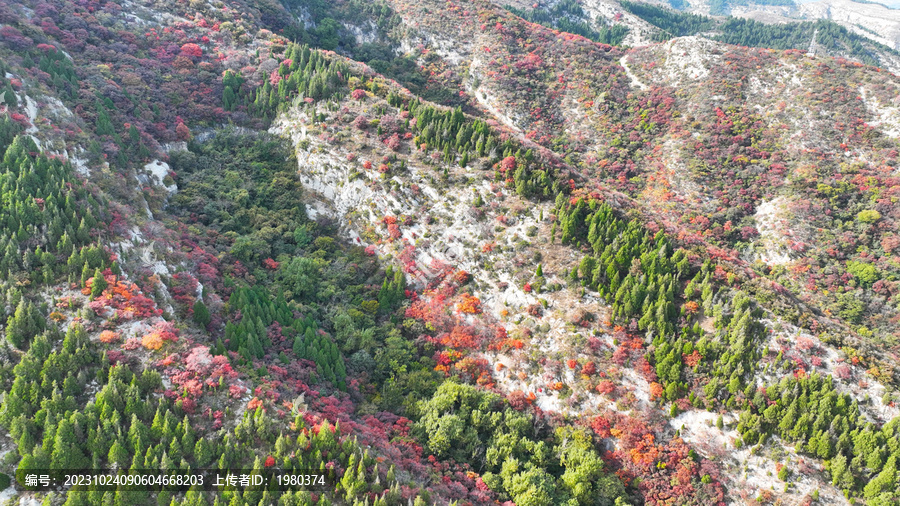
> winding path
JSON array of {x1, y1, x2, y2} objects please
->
[{"x1": 620, "y1": 54, "x2": 649, "y2": 91}]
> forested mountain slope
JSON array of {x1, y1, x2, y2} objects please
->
[
  {"x1": 501, "y1": 0, "x2": 900, "y2": 72},
  {"x1": 0, "y1": 0, "x2": 898, "y2": 505},
  {"x1": 676, "y1": 0, "x2": 900, "y2": 52}
]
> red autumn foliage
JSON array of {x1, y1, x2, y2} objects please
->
[
  {"x1": 580, "y1": 361, "x2": 597, "y2": 376},
  {"x1": 453, "y1": 270, "x2": 470, "y2": 284},
  {"x1": 591, "y1": 416, "x2": 612, "y2": 438},
  {"x1": 596, "y1": 380, "x2": 616, "y2": 396},
  {"x1": 682, "y1": 350, "x2": 702, "y2": 367},
  {"x1": 834, "y1": 364, "x2": 851, "y2": 379},
  {"x1": 387, "y1": 223, "x2": 401, "y2": 240},
  {"x1": 180, "y1": 43, "x2": 202, "y2": 58},
  {"x1": 457, "y1": 293, "x2": 482, "y2": 314},
  {"x1": 176, "y1": 122, "x2": 191, "y2": 141},
  {"x1": 682, "y1": 300, "x2": 700, "y2": 315},
  {"x1": 437, "y1": 326, "x2": 479, "y2": 349},
  {"x1": 612, "y1": 345, "x2": 629, "y2": 365},
  {"x1": 526, "y1": 303, "x2": 542, "y2": 316},
  {"x1": 384, "y1": 133, "x2": 401, "y2": 151}
]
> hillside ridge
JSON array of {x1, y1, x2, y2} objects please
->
[{"x1": 0, "y1": 0, "x2": 898, "y2": 504}]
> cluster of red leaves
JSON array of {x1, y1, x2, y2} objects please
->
[
  {"x1": 581, "y1": 361, "x2": 597, "y2": 377},
  {"x1": 596, "y1": 380, "x2": 616, "y2": 396},
  {"x1": 682, "y1": 300, "x2": 700, "y2": 315},
  {"x1": 84, "y1": 269, "x2": 160, "y2": 320},
  {"x1": 406, "y1": 279, "x2": 461, "y2": 326},
  {"x1": 590, "y1": 416, "x2": 612, "y2": 438},
  {"x1": 682, "y1": 350, "x2": 702, "y2": 368},
  {"x1": 611, "y1": 336, "x2": 645, "y2": 365},
  {"x1": 436, "y1": 326, "x2": 480, "y2": 349},
  {"x1": 169, "y1": 271, "x2": 199, "y2": 312},
  {"x1": 456, "y1": 293, "x2": 482, "y2": 314},
  {"x1": 383, "y1": 133, "x2": 402, "y2": 151},
  {"x1": 452, "y1": 270, "x2": 470, "y2": 284},
  {"x1": 139, "y1": 320, "x2": 180, "y2": 351},
  {"x1": 596, "y1": 413, "x2": 726, "y2": 505},
  {"x1": 487, "y1": 336, "x2": 524, "y2": 352},
  {"x1": 99, "y1": 330, "x2": 120, "y2": 343}
]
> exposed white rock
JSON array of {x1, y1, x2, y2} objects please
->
[
  {"x1": 43, "y1": 96, "x2": 73, "y2": 121},
  {"x1": 0, "y1": 482, "x2": 14, "y2": 504},
  {"x1": 161, "y1": 141, "x2": 188, "y2": 153},
  {"x1": 343, "y1": 21, "x2": 379, "y2": 45},
  {"x1": 753, "y1": 197, "x2": 793, "y2": 266},
  {"x1": 0, "y1": 447, "x2": 13, "y2": 504},
  {"x1": 295, "y1": 4, "x2": 316, "y2": 29},
  {"x1": 859, "y1": 85, "x2": 900, "y2": 138},
  {"x1": 660, "y1": 36, "x2": 721, "y2": 85},
  {"x1": 144, "y1": 159, "x2": 177, "y2": 195},
  {"x1": 23, "y1": 96, "x2": 39, "y2": 134},
  {"x1": 580, "y1": 0, "x2": 660, "y2": 47}
]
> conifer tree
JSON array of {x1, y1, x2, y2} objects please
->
[
  {"x1": 192, "y1": 300, "x2": 211, "y2": 329},
  {"x1": 91, "y1": 268, "x2": 107, "y2": 299}
]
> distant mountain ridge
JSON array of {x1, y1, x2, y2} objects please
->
[
  {"x1": 499, "y1": 0, "x2": 900, "y2": 72},
  {"x1": 2, "y1": 0, "x2": 900, "y2": 504},
  {"x1": 679, "y1": 0, "x2": 900, "y2": 52}
]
